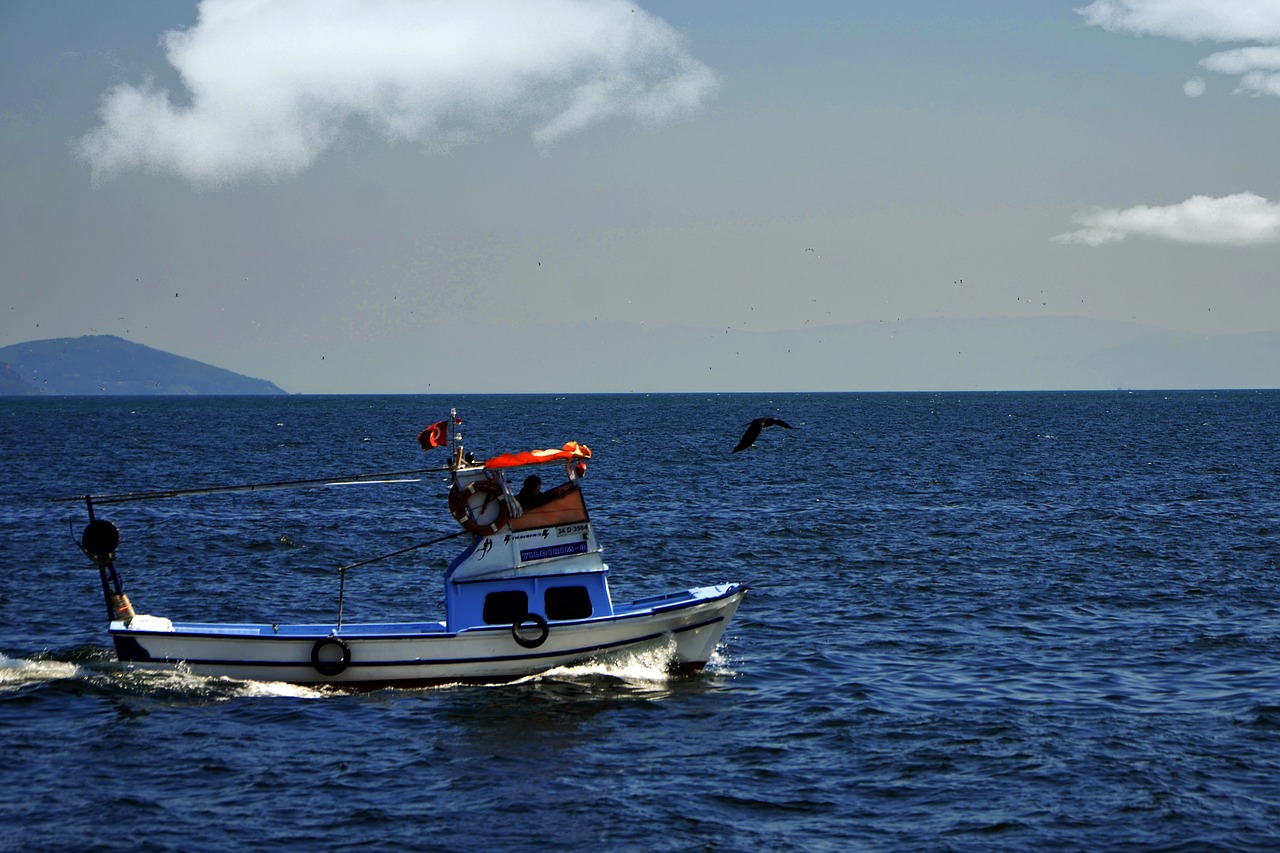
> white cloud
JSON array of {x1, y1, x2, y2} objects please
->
[
  {"x1": 1053, "y1": 192, "x2": 1280, "y2": 246},
  {"x1": 77, "y1": 0, "x2": 718, "y2": 186},
  {"x1": 1077, "y1": 1, "x2": 1280, "y2": 96},
  {"x1": 1075, "y1": 0, "x2": 1280, "y2": 41},
  {"x1": 1201, "y1": 45, "x2": 1280, "y2": 96},
  {"x1": 1183, "y1": 76, "x2": 1205, "y2": 97}
]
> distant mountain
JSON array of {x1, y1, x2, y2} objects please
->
[
  {"x1": 0, "y1": 335, "x2": 286, "y2": 395},
  {"x1": 12, "y1": 319, "x2": 1273, "y2": 395}
]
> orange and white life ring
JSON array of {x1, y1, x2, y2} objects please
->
[{"x1": 448, "y1": 478, "x2": 510, "y2": 536}]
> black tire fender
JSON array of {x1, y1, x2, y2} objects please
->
[
  {"x1": 311, "y1": 636, "x2": 351, "y2": 676},
  {"x1": 512, "y1": 613, "x2": 549, "y2": 649}
]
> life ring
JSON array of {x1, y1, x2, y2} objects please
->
[
  {"x1": 311, "y1": 637, "x2": 350, "y2": 676},
  {"x1": 512, "y1": 613, "x2": 549, "y2": 649},
  {"x1": 449, "y1": 478, "x2": 510, "y2": 536}
]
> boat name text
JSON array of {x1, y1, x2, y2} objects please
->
[{"x1": 520, "y1": 542, "x2": 589, "y2": 562}]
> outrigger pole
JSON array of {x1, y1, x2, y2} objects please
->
[
  {"x1": 55, "y1": 465, "x2": 453, "y2": 506},
  {"x1": 66, "y1": 463, "x2": 454, "y2": 625}
]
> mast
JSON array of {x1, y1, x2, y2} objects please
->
[{"x1": 80, "y1": 496, "x2": 135, "y2": 624}]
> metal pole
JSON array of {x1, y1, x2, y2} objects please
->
[{"x1": 58, "y1": 465, "x2": 451, "y2": 506}]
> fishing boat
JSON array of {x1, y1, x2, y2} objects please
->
[{"x1": 71, "y1": 412, "x2": 747, "y2": 689}]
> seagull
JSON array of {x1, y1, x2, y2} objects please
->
[{"x1": 733, "y1": 417, "x2": 795, "y2": 453}]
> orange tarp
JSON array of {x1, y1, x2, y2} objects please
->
[{"x1": 483, "y1": 441, "x2": 592, "y2": 470}]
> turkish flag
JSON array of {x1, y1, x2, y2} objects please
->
[{"x1": 417, "y1": 419, "x2": 448, "y2": 450}]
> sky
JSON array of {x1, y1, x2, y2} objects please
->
[{"x1": 2, "y1": 0, "x2": 1278, "y2": 393}]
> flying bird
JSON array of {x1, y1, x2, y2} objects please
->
[{"x1": 733, "y1": 417, "x2": 795, "y2": 453}]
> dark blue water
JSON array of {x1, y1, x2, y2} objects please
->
[{"x1": 2, "y1": 392, "x2": 1278, "y2": 851}]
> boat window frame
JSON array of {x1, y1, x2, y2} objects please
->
[
  {"x1": 482, "y1": 589, "x2": 530, "y2": 625},
  {"x1": 544, "y1": 585, "x2": 593, "y2": 620}
]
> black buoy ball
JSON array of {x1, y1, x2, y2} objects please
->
[{"x1": 82, "y1": 519, "x2": 120, "y2": 563}]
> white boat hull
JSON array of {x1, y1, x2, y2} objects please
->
[{"x1": 110, "y1": 584, "x2": 746, "y2": 688}]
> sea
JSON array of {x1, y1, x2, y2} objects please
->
[{"x1": 1, "y1": 391, "x2": 1278, "y2": 852}]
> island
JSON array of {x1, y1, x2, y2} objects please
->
[{"x1": 0, "y1": 335, "x2": 286, "y2": 395}]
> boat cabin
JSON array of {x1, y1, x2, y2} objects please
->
[{"x1": 443, "y1": 446, "x2": 612, "y2": 635}]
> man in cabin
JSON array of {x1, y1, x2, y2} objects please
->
[{"x1": 515, "y1": 474, "x2": 577, "y2": 510}]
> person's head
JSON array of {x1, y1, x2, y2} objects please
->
[{"x1": 520, "y1": 475, "x2": 541, "y2": 495}]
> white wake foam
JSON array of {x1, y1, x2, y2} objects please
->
[
  {"x1": 538, "y1": 636, "x2": 679, "y2": 684},
  {"x1": 0, "y1": 653, "x2": 80, "y2": 689}
]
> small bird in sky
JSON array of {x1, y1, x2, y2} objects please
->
[{"x1": 733, "y1": 417, "x2": 795, "y2": 452}]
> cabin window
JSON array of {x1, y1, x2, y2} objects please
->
[
  {"x1": 483, "y1": 590, "x2": 529, "y2": 625},
  {"x1": 545, "y1": 585, "x2": 592, "y2": 620}
]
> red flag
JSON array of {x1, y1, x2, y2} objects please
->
[{"x1": 417, "y1": 419, "x2": 448, "y2": 450}]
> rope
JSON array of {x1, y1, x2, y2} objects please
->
[
  {"x1": 335, "y1": 529, "x2": 468, "y2": 629},
  {"x1": 337, "y1": 530, "x2": 468, "y2": 574}
]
